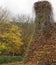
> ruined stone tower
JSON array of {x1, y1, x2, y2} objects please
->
[{"x1": 24, "y1": 1, "x2": 56, "y2": 65}]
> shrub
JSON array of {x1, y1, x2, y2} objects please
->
[{"x1": 0, "y1": 56, "x2": 23, "y2": 64}]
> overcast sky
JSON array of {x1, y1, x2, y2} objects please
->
[{"x1": 0, "y1": 0, "x2": 56, "y2": 21}]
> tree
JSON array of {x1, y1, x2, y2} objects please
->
[{"x1": 0, "y1": 22, "x2": 23, "y2": 56}]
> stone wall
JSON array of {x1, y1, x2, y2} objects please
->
[{"x1": 24, "y1": 1, "x2": 56, "y2": 65}]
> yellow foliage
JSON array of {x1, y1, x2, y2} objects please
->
[{"x1": 0, "y1": 22, "x2": 23, "y2": 54}]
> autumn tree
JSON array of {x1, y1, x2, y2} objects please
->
[
  {"x1": 15, "y1": 15, "x2": 35, "y2": 56},
  {"x1": 0, "y1": 22, "x2": 23, "y2": 56}
]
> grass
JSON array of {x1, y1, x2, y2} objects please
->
[{"x1": 0, "y1": 56, "x2": 23, "y2": 64}]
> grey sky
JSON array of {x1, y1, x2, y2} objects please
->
[{"x1": 0, "y1": 0, "x2": 56, "y2": 21}]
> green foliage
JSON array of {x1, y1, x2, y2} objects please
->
[{"x1": 0, "y1": 56, "x2": 23, "y2": 64}]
